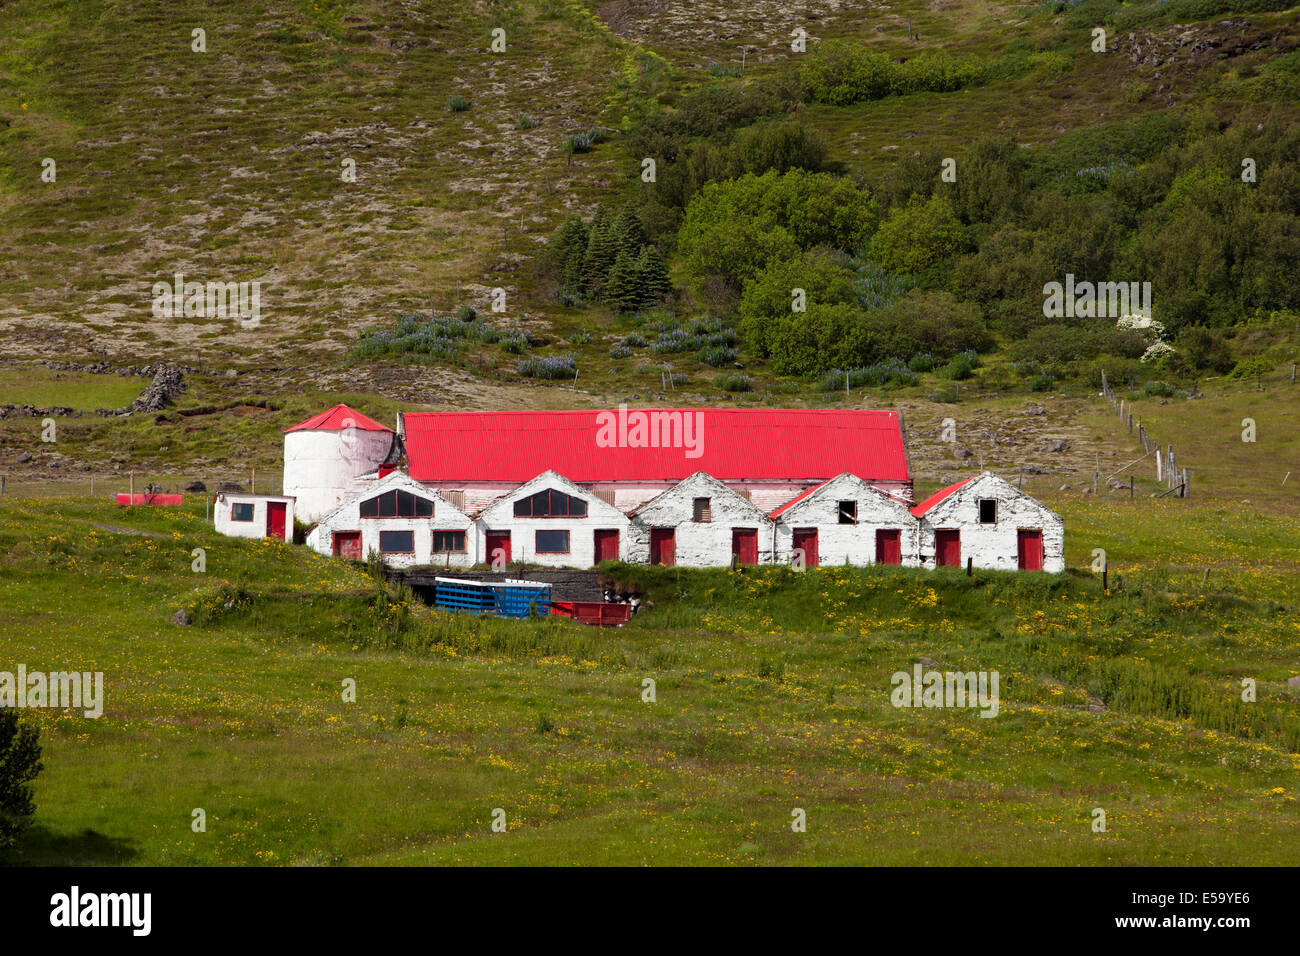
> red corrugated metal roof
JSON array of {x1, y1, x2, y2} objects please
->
[
  {"x1": 402, "y1": 409, "x2": 910, "y2": 483},
  {"x1": 910, "y1": 477, "x2": 975, "y2": 517},
  {"x1": 284, "y1": 404, "x2": 393, "y2": 433}
]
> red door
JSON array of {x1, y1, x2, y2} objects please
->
[
  {"x1": 875, "y1": 528, "x2": 901, "y2": 565},
  {"x1": 593, "y1": 529, "x2": 619, "y2": 564},
  {"x1": 732, "y1": 529, "x2": 758, "y2": 565},
  {"x1": 1017, "y1": 529, "x2": 1044, "y2": 571},
  {"x1": 649, "y1": 528, "x2": 675, "y2": 566},
  {"x1": 485, "y1": 531, "x2": 511, "y2": 567},
  {"x1": 792, "y1": 528, "x2": 818, "y2": 567},
  {"x1": 935, "y1": 529, "x2": 961, "y2": 567},
  {"x1": 332, "y1": 531, "x2": 362, "y2": 560},
  {"x1": 266, "y1": 502, "x2": 287, "y2": 540}
]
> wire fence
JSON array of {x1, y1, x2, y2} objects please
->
[{"x1": 0, "y1": 470, "x2": 286, "y2": 501}]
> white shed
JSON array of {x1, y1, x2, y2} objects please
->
[
  {"x1": 912, "y1": 472, "x2": 1064, "y2": 573},
  {"x1": 628, "y1": 471, "x2": 775, "y2": 566},
  {"x1": 213, "y1": 493, "x2": 296, "y2": 542},
  {"x1": 475, "y1": 470, "x2": 631, "y2": 568},
  {"x1": 283, "y1": 404, "x2": 397, "y2": 524},
  {"x1": 770, "y1": 472, "x2": 919, "y2": 567},
  {"x1": 305, "y1": 470, "x2": 474, "y2": 569}
]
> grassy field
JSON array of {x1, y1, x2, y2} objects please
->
[
  {"x1": 2, "y1": 0, "x2": 1298, "y2": 868},
  {"x1": 0, "y1": 493, "x2": 1297, "y2": 866}
]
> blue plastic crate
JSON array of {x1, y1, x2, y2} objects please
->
[{"x1": 434, "y1": 577, "x2": 551, "y2": 618}]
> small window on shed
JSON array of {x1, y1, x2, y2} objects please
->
[
  {"x1": 231, "y1": 502, "x2": 254, "y2": 522},
  {"x1": 978, "y1": 499, "x2": 997, "y2": 524},
  {"x1": 838, "y1": 501, "x2": 857, "y2": 525},
  {"x1": 693, "y1": 497, "x2": 712, "y2": 522}
]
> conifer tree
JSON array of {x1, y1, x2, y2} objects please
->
[
  {"x1": 634, "y1": 244, "x2": 673, "y2": 306},
  {"x1": 611, "y1": 204, "x2": 649, "y2": 260},
  {"x1": 582, "y1": 222, "x2": 617, "y2": 297},
  {"x1": 605, "y1": 249, "x2": 639, "y2": 312}
]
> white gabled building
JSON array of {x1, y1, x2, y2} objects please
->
[
  {"x1": 911, "y1": 472, "x2": 1064, "y2": 573},
  {"x1": 627, "y1": 471, "x2": 776, "y2": 566},
  {"x1": 475, "y1": 470, "x2": 631, "y2": 568},
  {"x1": 770, "y1": 472, "x2": 919, "y2": 567},
  {"x1": 283, "y1": 404, "x2": 398, "y2": 524},
  {"x1": 213, "y1": 492, "x2": 296, "y2": 542},
  {"x1": 208, "y1": 404, "x2": 1067, "y2": 574},
  {"x1": 304, "y1": 470, "x2": 474, "y2": 569}
]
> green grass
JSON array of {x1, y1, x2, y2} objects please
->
[
  {"x1": 0, "y1": 369, "x2": 142, "y2": 410},
  {"x1": 1, "y1": 495, "x2": 1297, "y2": 865}
]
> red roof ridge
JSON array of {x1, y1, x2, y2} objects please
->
[{"x1": 910, "y1": 476, "x2": 976, "y2": 517}]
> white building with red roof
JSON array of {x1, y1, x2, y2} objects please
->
[
  {"x1": 910, "y1": 472, "x2": 1063, "y2": 573},
  {"x1": 770, "y1": 472, "x2": 920, "y2": 568},
  {"x1": 398, "y1": 407, "x2": 913, "y2": 513},
  {"x1": 283, "y1": 404, "x2": 399, "y2": 523},
  {"x1": 268, "y1": 404, "x2": 1062, "y2": 573}
]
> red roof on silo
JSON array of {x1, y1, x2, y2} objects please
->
[
  {"x1": 284, "y1": 404, "x2": 393, "y2": 434},
  {"x1": 401, "y1": 409, "x2": 910, "y2": 483}
]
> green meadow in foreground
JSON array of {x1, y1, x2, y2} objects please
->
[{"x1": 0, "y1": 495, "x2": 1296, "y2": 865}]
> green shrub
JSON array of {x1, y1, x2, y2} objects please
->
[
  {"x1": 0, "y1": 711, "x2": 42, "y2": 849},
  {"x1": 715, "y1": 373, "x2": 753, "y2": 392},
  {"x1": 801, "y1": 40, "x2": 1002, "y2": 105},
  {"x1": 447, "y1": 95, "x2": 471, "y2": 112},
  {"x1": 677, "y1": 169, "x2": 878, "y2": 290},
  {"x1": 518, "y1": 355, "x2": 577, "y2": 379},
  {"x1": 867, "y1": 195, "x2": 967, "y2": 276}
]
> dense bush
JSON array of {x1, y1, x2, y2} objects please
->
[
  {"x1": 677, "y1": 169, "x2": 878, "y2": 291},
  {"x1": 518, "y1": 355, "x2": 577, "y2": 380},
  {"x1": 0, "y1": 711, "x2": 42, "y2": 849},
  {"x1": 352, "y1": 313, "x2": 523, "y2": 361},
  {"x1": 715, "y1": 373, "x2": 753, "y2": 392},
  {"x1": 760, "y1": 291, "x2": 991, "y2": 376},
  {"x1": 738, "y1": 248, "x2": 859, "y2": 357},
  {"x1": 636, "y1": 119, "x2": 831, "y2": 240},
  {"x1": 818, "y1": 360, "x2": 918, "y2": 390},
  {"x1": 801, "y1": 41, "x2": 998, "y2": 105},
  {"x1": 867, "y1": 195, "x2": 967, "y2": 277}
]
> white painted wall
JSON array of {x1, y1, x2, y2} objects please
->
[
  {"x1": 475, "y1": 470, "x2": 631, "y2": 568},
  {"x1": 284, "y1": 427, "x2": 394, "y2": 523},
  {"x1": 771, "y1": 473, "x2": 920, "y2": 567},
  {"x1": 443, "y1": 477, "x2": 914, "y2": 516},
  {"x1": 627, "y1": 472, "x2": 776, "y2": 566},
  {"x1": 916, "y1": 473, "x2": 1064, "y2": 573},
  {"x1": 213, "y1": 494, "x2": 296, "y2": 541},
  {"x1": 305, "y1": 472, "x2": 474, "y2": 569}
]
